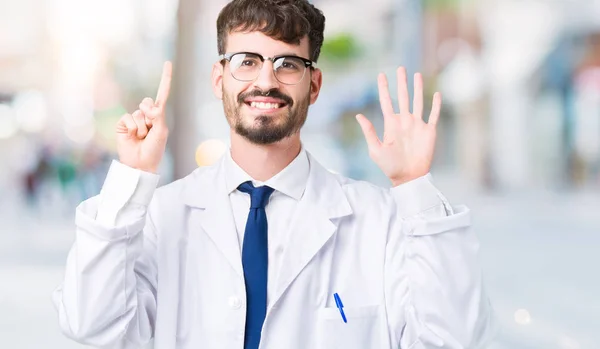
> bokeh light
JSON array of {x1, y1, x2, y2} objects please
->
[
  {"x1": 13, "y1": 91, "x2": 48, "y2": 133},
  {"x1": 514, "y1": 308, "x2": 532, "y2": 325},
  {"x1": 0, "y1": 104, "x2": 18, "y2": 139},
  {"x1": 195, "y1": 139, "x2": 227, "y2": 167}
]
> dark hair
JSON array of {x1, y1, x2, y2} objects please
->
[{"x1": 216, "y1": 0, "x2": 326, "y2": 62}]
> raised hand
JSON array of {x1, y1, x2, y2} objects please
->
[
  {"x1": 356, "y1": 67, "x2": 441, "y2": 187},
  {"x1": 116, "y1": 61, "x2": 172, "y2": 173}
]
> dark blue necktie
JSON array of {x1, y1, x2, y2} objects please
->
[{"x1": 238, "y1": 181, "x2": 275, "y2": 349}]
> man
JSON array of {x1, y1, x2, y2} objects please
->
[{"x1": 53, "y1": 0, "x2": 495, "y2": 348}]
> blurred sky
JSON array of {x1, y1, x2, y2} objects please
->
[{"x1": 1, "y1": 0, "x2": 599, "y2": 348}]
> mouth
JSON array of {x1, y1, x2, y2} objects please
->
[{"x1": 244, "y1": 100, "x2": 288, "y2": 113}]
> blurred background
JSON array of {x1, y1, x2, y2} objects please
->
[{"x1": 1, "y1": 0, "x2": 599, "y2": 347}]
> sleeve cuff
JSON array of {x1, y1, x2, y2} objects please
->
[
  {"x1": 131, "y1": 167, "x2": 161, "y2": 206},
  {"x1": 390, "y1": 173, "x2": 450, "y2": 218},
  {"x1": 96, "y1": 160, "x2": 160, "y2": 225},
  {"x1": 77, "y1": 196, "x2": 147, "y2": 241}
]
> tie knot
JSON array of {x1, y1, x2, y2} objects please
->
[{"x1": 238, "y1": 181, "x2": 275, "y2": 209}]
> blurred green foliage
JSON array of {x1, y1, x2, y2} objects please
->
[
  {"x1": 319, "y1": 33, "x2": 360, "y2": 63},
  {"x1": 423, "y1": 0, "x2": 462, "y2": 11}
]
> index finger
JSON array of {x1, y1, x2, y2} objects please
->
[{"x1": 155, "y1": 61, "x2": 172, "y2": 108}]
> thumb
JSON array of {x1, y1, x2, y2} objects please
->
[
  {"x1": 145, "y1": 106, "x2": 167, "y2": 130},
  {"x1": 356, "y1": 114, "x2": 381, "y2": 150}
]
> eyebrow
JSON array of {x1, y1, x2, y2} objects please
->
[
  {"x1": 275, "y1": 52, "x2": 302, "y2": 57},
  {"x1": 242, "y1": 51, "x2": 305, "y2": 58}
]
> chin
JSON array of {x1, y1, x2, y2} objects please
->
[{"x1": 244, "y1": 113, "x2": 283, "y2": 126}]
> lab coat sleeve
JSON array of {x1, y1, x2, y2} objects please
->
[
  {"x1": 52, "y1": 160, "x2": 160, "y2": 348},
  {"x1": 384, "y1": 174, "x2": 496, "y2": 349}
]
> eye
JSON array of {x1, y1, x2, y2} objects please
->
[
  {"x1": 230, "y1": 54, "x2": 261, "y2": 69},
  {"x1": 276, "y1": 57, "x2": 303, "y2": 71},
  {"x1": 282, "y1": 61, "x2": 299, "y2": 69}
]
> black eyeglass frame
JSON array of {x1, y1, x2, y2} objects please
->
[{"x1": 218, "y1": 51, "x2": 318, "y2": 85}]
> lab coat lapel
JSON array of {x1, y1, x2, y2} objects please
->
[
  {"x1": 182, "y1": 156, "x2": 243, "y2": 277},
  {"x1": 269, "y1": 153, "x2": 353, "y2": 311}
]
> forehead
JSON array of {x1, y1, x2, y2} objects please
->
[{"x1": 225, "y1": 31, "x2": 310, "y2": 58}]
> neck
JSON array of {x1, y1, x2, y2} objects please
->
[{"x1": 229, "y1": 131, "x2": 302, "y2": 182}]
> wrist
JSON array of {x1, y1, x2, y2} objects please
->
[
  {"x1": 391, "y1": 177, "x2": 415, "y2": 187},
  {"x1": 138, "y1": 166, "x2": 159, "y2": 174},
  {"x1": 390, "y1": 173, "x2": 425, "y2": 187},
  {"x1": 118, "y1": 160, "x2": 158, "y2": 174}
]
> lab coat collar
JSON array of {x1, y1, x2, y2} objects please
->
[
  {"x1": 181, "y1": 150, "x2": 353, "y2": 289},
  {"x1": 182, "y1": 156, "x2": 244, "y2": 276},
  {"x1": 182, "y1": 150, "x2": 351, "y2": 217}
]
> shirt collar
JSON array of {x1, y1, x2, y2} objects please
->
[{"x1": 224, "y1": 146, "x2": 309, "y2": 201}]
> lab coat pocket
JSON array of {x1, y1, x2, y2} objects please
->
[{"x1": 316, "y1": 305, "x2": 383, "y2": 349}]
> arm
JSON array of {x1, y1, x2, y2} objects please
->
[
  {"x1": 384, "y1": 175, "x2": 495, "y2": 348},
  {"x1": 52, "y1": 161, "x2": 160, "y2": 347},
  {"x1": 53, "y1": 61, "x2": 172, "y2": 347},
  {"x1": 356, "y1": 67, "x2": 495, "y2": 347}
]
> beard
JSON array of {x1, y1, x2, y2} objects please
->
[{"x1": 223, "y1": 86, "x2": 310, "y2": 145}]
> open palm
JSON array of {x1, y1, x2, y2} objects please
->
[{"x1": 356, "y1": 67, "x2": 441, "y2": 186}]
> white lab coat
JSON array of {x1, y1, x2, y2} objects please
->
[{"x1": 53, "y1": 152, "x2": 495, "y2": 348}]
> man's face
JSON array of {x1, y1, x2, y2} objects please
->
[{"x1": 212, "y1": 31, "x2": 322, "y2": 145}]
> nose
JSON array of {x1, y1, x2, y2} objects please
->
[{"x1": 252, "y1": 60, "x2": 279, "y2": 92}]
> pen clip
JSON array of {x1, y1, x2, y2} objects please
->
[{"x1": 333, "y1": 293, "x2": 347, "y2": 323}]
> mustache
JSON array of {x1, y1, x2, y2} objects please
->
[{"x1": 238, "y1": 89, "x2": 293, "y2": 106}]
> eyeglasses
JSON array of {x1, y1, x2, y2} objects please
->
[{"x1": 218, "y1": 52, "x2": 317, "y2": 85}]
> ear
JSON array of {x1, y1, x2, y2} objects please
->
[
  {"x1": 309, "y1": 68, "x2": 323, "y2": 105},
  {"x1": 212, "y1": 62, "x2": 224, "y2": 99}
]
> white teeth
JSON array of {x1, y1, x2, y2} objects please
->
[{"x1": 250, "y1": 101, "x2": 281, "y2": 109}]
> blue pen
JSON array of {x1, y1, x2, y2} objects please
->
[{"x1": 333, "y1": 293, "x2": 347, "y2": 323}]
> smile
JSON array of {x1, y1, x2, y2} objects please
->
[
  {"x1": 249, "y1": 101, "x2": 282, "y2": 109},
  {"x1": 243, "y1": 100, "x2": 289, "y2": 113}
]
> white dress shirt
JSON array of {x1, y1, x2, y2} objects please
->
[{"x1": 224, "y1": 148, "x2": 309, "y2": 305}]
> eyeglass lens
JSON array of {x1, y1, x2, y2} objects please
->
[{"x1": 228, "y1": 53, "x2": 307, "y2": 85}]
